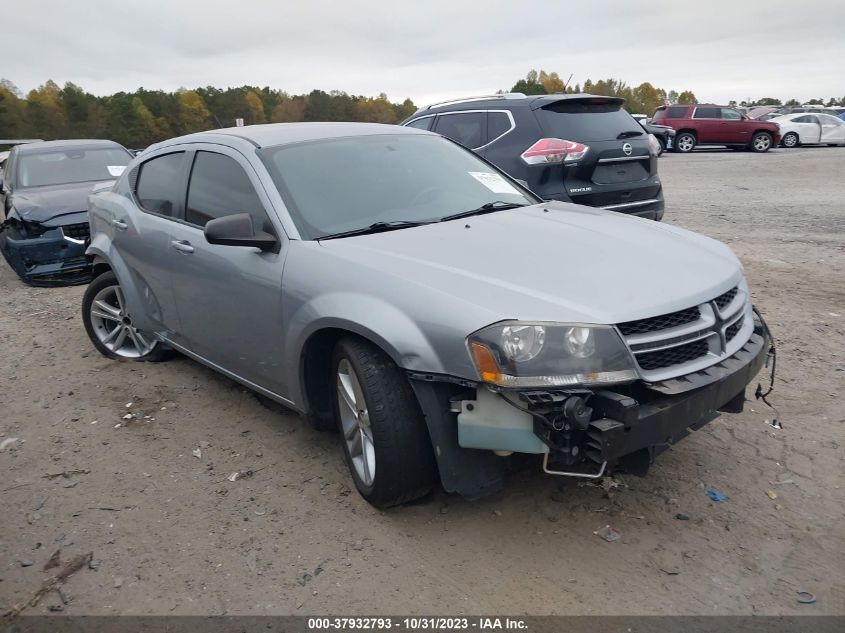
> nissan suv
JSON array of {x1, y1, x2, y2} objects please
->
[
  {"x1": 652, "y1": 104, "x2": 781, "y2": 153},
  {"x1": 82, "y1": 122, "x2": 773, "y2": 508},
  {"x1": 402, "y1": 93, "x2": 665, "y2": 220}
]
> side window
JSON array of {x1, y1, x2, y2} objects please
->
[
  {"x1": 666, "y1": 106, "x2": 688, "y2": 118},
  {"x1": 721, "y1": 108, "x2": 742, "y2": 120},
  {"x1": 406, "y1": 117, "x2": 434, "y2": 131},
  {"x1": 487, "y1": 112, "x2": 512, "y2": 143},
  {"x1": 186, "y1": 151, "x2": 275, "y2": 234},
  {"x1": 136, "y1": 152, "x2": 186, "y2": 217},
  {"x1": 807, "y1": 115, "x2": 820, "y2": 125},
  {"x1": 793, "y1": 115, "x2": 811, "y2": 123},
  {"x1": 692, "y1": 107, "x2": 720, "y2": 119},
  {"x1": 434, "y1": 112, "x2": 486, "y2": 149},
  {"x1": 4, "y1": 149, "x2": 16, "y2": 188}
]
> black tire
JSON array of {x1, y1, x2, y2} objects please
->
[
  {"x1": 749, "y1": 131, "x2": 773, "y2": 153},
  {"x1": 781, "y1": 132, "x2": 799, "y2": 148},
  {"x1": 657, "y1": 137, "x2": 666, "y2": 156},
  {"x1": 332, "y1": 336, "x2": 436, "y2": 507},
  {"x1": 675, "y1": 132, "x2": 696, "y2": 153},
  {"x1": 81, "y1": 271, "x2": 170, "y2": 362}
]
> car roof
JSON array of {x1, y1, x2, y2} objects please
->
[
  {"x1": 176, "y1": 122, "x2": 430, "y2": 150},
  {"x1": 408, "y1": 93, "x2": 624, "y2": 118},
  {"x1": 16, "y1": 139, "x2": 128, "y2": 155}
]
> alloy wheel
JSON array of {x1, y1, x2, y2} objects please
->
[
  {"x1": 754, "y1": 135, "x2": 771, "y2": 151},
  {"x1": 677, "y1": 135, "x2": 695, "y2": 152},
  {"x1": 782, "y1": 133, "x2": 798, "y2": 148},
  {"x1": 89, "y1": 285, "x2": 156, "y2": 358},
  {"x1": 337, "y1": 358, "x2": 376, "y2": 486}
]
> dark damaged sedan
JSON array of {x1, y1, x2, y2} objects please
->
[{"x1": 0, "y1": 139, "x2": 133, "y2": 286}]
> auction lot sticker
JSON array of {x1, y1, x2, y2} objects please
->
[{"x1": 468, "y1": 171, "x2": 520, "y2": 195}]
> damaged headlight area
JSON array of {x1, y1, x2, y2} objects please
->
[
  {"x1": 467, "y1": 321, "x2": 638, "y2": 388},
  {"x1": 0, "y1": 215, "x2": 92, "y2": 286}
]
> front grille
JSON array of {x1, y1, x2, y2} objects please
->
[
  {"x1": 636, "y1": 339, "x2": 709, "y2": 371},
  {"x1": 714, "y1": 287, "x2": 738, "y2": 310},
  {"x1": 725, "y1": 316, "x2": 743, "y2": 342},
  {"x1": 618, "y1": 306, "x2": 701, "y2": 336},
  {"x1": 62, "y1": 223, "x2": 90, "y2": 240}
]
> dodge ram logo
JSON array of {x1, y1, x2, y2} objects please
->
[{"x1": 622, "y1": 142, "x2": 633, "y2": 156}]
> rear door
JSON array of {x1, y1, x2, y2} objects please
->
[
  {"x1": 166, "y1": 145, "x2": 290, "y2": 396},
  {"x1": 110, "y1": 150, "x2": 188, "y2": 336},
  {"x1": 691, "y1": 106, "x2": 722, "y2": 143}
]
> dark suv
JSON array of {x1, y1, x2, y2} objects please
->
[
  {"x1": 653, "y1": 104, "x2": 781, "y2": 153},
  {"x1": 402, "y1": 93, "x2": 664, "y2": 220}
]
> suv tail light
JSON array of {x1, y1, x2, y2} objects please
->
[
  {"x1": 520, "y1": 138, "x2": 589, "y2": 165},
  {"x1": 647, "y1": 133, "x2": 661, "y2": 156}
]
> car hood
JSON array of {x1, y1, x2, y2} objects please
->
[
  {"x1": 318, "y1": 202, "x2": 744, "y2": 325},
  {"x1": 10, "y1": 181, "x2": 113, "y2": 224}
]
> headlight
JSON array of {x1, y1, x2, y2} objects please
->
[{"x1": 467, "y1": 321, "x2": 637, "y2": 388}]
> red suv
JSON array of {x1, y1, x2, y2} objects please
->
[{"x1": 653, "y1": 104, "x2": 781, "y2": 153}]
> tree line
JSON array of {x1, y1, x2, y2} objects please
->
[
  {"x1": 3, "y1": 71, "x2": 843, "y2": 149},
  {"x1": 0, "y1": 79, "x2": 417, "y2": 148}
]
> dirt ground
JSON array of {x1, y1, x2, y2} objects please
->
[{"x1": 1, "y1": 147, "x2": 844, "y2": 617}]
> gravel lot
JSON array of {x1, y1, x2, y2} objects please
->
[{"x1": 1, "y1": 147, "x2": 844, "y2": 617}]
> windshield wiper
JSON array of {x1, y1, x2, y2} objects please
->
[
  {"x1": 317, "y1": 220, "x2": 432, "y2": 241},
  {"x1": 438, "y1": 201, "x2": 527, "y2": 223},
  {"x1": 617, "y1": 130, "x2": 644, "y2": 139}
]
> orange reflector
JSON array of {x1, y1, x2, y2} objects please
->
[{"x1": 470, "y1": 342, "x2": 502, "y2": 384}]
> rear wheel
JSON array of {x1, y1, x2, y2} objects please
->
[
  {"x1": 656, "y1": 137, "x2": 666, "y2": 156},
  {"x1": 82, "y1": 271, "x2": 169, "y2": 361},
  {"x1": 675, "y1": 132, "x2": 696, "y2": 153},
  {"x1": 781, "y1": 132, "x2": 799, "y2": 148},
  {"x1": 332, "y1": 337, "x2": 436, "y2": 507},
  {"x1": 750, "y1": 132, "x2": 773, "y2": 153}
]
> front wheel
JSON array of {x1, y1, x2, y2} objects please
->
[
  {"x1": 332, "y1": 337, "x2": 436, "y2": 507},
  {"x1": 781, "y1": 132, "x2": 799, "y2": 148},
  {"x1": 81, "y1": 271, "x2": 169, "y2": 361},
  {"x1": 750, "y1": 132, "x2": 773, "y2": 153},
  {"x1": 675, "y1": 132, "x2": 696, "y2": 153}
]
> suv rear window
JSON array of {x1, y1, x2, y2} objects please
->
[{"x1": 535, "y1": 100, "x2": 640, "y2": 142}]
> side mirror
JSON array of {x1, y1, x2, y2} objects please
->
[{"x1": 204, "y1": 213, "x2": 278, "y2": 251}]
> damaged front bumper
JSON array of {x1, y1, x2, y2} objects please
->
[
  {"x1": 445, "y1": 312, "x2": 774, "y2": 487},
  {"x1": 0, "y1": 217, "x2": 92, "y2": 286}
]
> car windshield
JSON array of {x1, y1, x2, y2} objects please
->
[
  {"x1": 17, "y1": 147, "x2": 132, "y2": 188},
  {"x1": 259, "y1": 134, "x2": 538, "y2": 240}
]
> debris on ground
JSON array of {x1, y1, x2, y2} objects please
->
[
  {"x1": 113, "y1": 576, "x2": 124, "y2": 588},
  {"x1": 56, "y1": 534, "x2": 74, "y2": 547},
  {"x1": 192, "y1": 447, "x2": 202, "y2": 459},
  {"x1": 675, "y1": 513, "x2": 690, "y2": 521},
  {"x1": 766, "y1": 490, "x2": 778, "y2": 500},
  {"x1": 706, "y1": 488, "x2": 727, "y2": 503},
  {"x1": 593, "y1": 525, "x2": 622, "y2": 543},
  {"x1": 796, "y1": 591, "x2": 817, "y2": 605},
  {"x1": 43, "y1": 469, "x2": 90, "y2": 480},
  {"x1": 226, "y1": 468, "x2": 264, "y2": 482},
  {"x1": 0, "y1": 437, "x2": 20, "y2": 451},
  {"x1": 2, "y1": 551, "x2": 93, "y2": 621},
  {"x1": 18, "y1": 558, "x2": 34, "y2": 567},
  {"x1": 659, "y1": 566, "x2": 680, "y2": 576},
  {"x1": 43, "y1": 549, "x2": 62, "y2": 571}
]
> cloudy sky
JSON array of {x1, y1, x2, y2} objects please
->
[{"x1": 5, "y1": 0, "x2": 844, "y2": 106}]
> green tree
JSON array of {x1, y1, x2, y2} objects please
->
[
  {"x1": 26, "y1": 80, "x2": 67, "y2": 139},
  {"x1": 0, "y1": 80, "x2": 26, "y2": 138},
  {"x1": 177, "y1": 90, "x2": 212, "y2": 133},
  {"x1": 511, "y1": 69, "x2": 547, "y2": 95},
  {"x1": 667, "y1": 90, "x2": 679, "y2": 104},
  {"x1": 677, "y1": 90, "x2": 697, "y2": 104},
  {"x1": 244, "y1": 90, "x2": 266, "y2": 124},
  {"x1": 270, "y1": 95, "x2": 307, "y2": 123}
]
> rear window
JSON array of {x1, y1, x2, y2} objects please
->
[
  {"x1": 693, "y1": 107, "x2": 721, "y2": 119},
  {"x1": 535, "y1": 100, "x2": 641, "y2": 142}
]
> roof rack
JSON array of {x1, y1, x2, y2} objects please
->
[{"x1": 424, "y1": 93, "x2": 527, "y2": 110}]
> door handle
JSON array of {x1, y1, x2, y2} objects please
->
[
  {"x1": 111, "y1": 219, "x2": 128, "y2": 230},
  {"x1": 171, "y1": 240, "x2": 195, "y2": 254}
]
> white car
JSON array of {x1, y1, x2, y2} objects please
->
[{"x1": 773, "y1": 113, "x2": 845, "y2": 148}]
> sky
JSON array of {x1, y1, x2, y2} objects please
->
[{"x1": 4, "y1": 0, "x2": 844, "y2": 106}]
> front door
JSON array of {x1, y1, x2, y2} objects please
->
[
  {"x1": 819, "y1": 115, "x2": 845, "y2": 143},
  {"x1": 167, "y1": 147, "x2": 289, "y2": 396}
]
